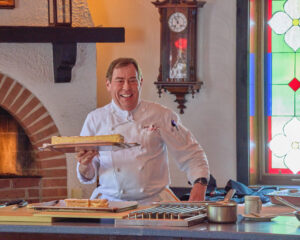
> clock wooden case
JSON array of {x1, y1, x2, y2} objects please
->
[{"x1": 152, "y1": 0, "x2": 206, "y2": 114}]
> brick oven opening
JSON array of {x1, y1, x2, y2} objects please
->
[{"x1": 0, "y1": 107, "x2": 38, "y2": 177}]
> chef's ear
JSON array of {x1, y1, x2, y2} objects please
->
[
  {"x1": 139, "y1": 78, "x2": 143, "y2": 87},
  {"x1": 106, "y1": 78, "x2": 111, "y2": 90}
]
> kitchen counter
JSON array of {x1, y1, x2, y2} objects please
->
[{"x1": 0, "y1": 204, "x2": 299, "y2": 240}]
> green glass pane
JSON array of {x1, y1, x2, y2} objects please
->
[
  {"x1": 272, "y1": 33, "x2": 295, "y2": 53},
  {"x1": 295, "y1": 89, "x2": 300, "y2": 116},
  {"x1": 296, "y1": 53, "x2": 300, "y2": 79},
  {"x1": 272, "y1": 1, "x2": 284, "y2": 14},
  {"x1": 272, "y1": 85, "x2": 294, "y2": 116},
  {"x1": 272, "y1": 53, "x2": 295, "y2": 84},
  {"x1": 271, "y1": 1, "x2": 299, "y2": 53}
]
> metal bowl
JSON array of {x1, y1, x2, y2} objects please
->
[{"x1": 207, "y1": 202, "x2": 237, "y2": 223}]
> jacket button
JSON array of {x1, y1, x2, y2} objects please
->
[
  {"x1": 116, "y1": 168, "x2": 121, "y2": 172},
  {"x1": 139, "y1": 188, "x2": 144, "y2": 192},
  {"x1": 120, "y1": 189, "x2": 124, "y2": 194}
]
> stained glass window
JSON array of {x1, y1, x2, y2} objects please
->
[{"x1": 249, "y1": 0, "x2": 300, "y2": 183}]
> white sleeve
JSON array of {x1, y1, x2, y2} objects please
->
[{"x1": 159, "y1": 110, "x2": 210, "y2": 184}]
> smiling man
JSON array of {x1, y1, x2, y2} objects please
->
[
  {"x1": 76, "y1": 58, "x2": 209, "y2": 205},
  {"x1": 106, "y1": 59, "x2": 142, "y2": 111}
]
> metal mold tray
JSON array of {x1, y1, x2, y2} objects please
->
[
  {"x1": 115, "y1": 202, "x2": 207, "y2": 227},
  {"x1": 38, "y1": 142, "x2": 140, "y2": 153}
]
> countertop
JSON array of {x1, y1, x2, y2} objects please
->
[{"x1": 0, "y1": 203, "x2": 299, "y2": 240}]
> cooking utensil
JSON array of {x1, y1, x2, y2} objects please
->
[
  {"x1": 207, "y1": 189, "x2": 237, "y2": 223},
  {"x1": 274, "y1": 196, "x2": 300, "y2": 211},
  {"x1": 0, "y1": 199, "x2": 24, "y2": 208},
  {"x1": 274, "y1": 196, "x2": 300, "y2": 221},
  {"x1": 266, "y1": 189, "x2": 300, "y2": 207},
  {"x1": 11, "y1": 200, "x2": 28, "y2": 210}
]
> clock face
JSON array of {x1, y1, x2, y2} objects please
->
[{"x1": 168, "y1": 12, "x2": 188, "y2": 33}]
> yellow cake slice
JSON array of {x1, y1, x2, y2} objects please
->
[
  {"x1": 64, "y1": 198, "x2": 109, "y2": 208},
  {"x1": 65, "y1": 199, "x2": 89, "y2": 207},
  {"x1": 89, "y1": 199, "x2": 109, "y2": 208},
  {"x1": 51, "y1": 134, "x2": 124, "y2": 145}
]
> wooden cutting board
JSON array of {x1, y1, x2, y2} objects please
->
[
  {"x1": 33, "y1": 208, "x2": 141, "y2": 219},
  {"x1": 29, "y1": 200, "x2": 138, "y2": 213},
  {"x1": 0, "y1": 205, "x2": 149, "y2": 222},
  {"x1": 0, "y1": 206, "x2": 52, "y2": 223}
]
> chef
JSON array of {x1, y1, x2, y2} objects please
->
[{"x1": 76, "y1": 57, "x2": 210, "y2": 205}]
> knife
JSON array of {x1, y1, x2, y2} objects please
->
[
  {"x1": 11, "y1": 200, "x2": 28, "y2": 210},
  {"x1": 0, "y1": 199, "x2": 24, "y2": 208}
]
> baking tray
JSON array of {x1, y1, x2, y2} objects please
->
[
  {"x1": 38, "y1": 142, "x2": 140, "y2": 153},
  {"x1": 29, "y1": 200, "x2": 138, "y2": 213},
  {"x1": 115, "y1": 214, "x2": 207, "y2": 227},
  {"x1": 266, "y1": 189, "x2": 300, "y2": 207},
  {"x1": 115, "y1": 202, "x2": 207, "y2": 227}
]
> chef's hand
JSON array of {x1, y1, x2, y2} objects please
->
[
  {"x1": 188, "y1": 183, "x2": 207, "y2": 201},
  {"x1": 77, "y1": 150, "x2": 98, "y2": 180},
  {"x1": 77, "y1": 150, "x2": 98, "y2": 165}
]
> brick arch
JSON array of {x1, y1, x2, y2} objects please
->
[{"x1": 0, "y1": 73, "x2": 67, "y2": 202}]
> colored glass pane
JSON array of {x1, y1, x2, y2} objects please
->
[
  {"x1": 295, "y1": 91, "x2": 300, "y2": 115},
  {"x1": 272, "y1": 53, "x2": 294, "y2": 84},
  {"x1": 272, "y1": 33, "x2": 295, "y2": 52},
  {"x1": 248, "y1": 0, "x2": 300, "y2": 180},
  {"x1": 296, "y1": 53, "x2": 300, "y2": 78},
  {"x1": 272, "y1": 0, "x2": 284, "y2": 14},
  {"x1": 269, "y1": 0, "x2": 300, "y2": 52},
  {"x1": 288, "y1": 78, "x2": 300, "y2": 91},
  {"x1": 272, "y1": 85, "x2": 294, "y2": 115}
]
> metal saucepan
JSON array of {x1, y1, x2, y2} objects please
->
[
  {"x1": 274, "y1": 196, "x2": 300, "y2": 221},
  {"x1": 206, "y1": 189, "x2": 237, "y2": 223}
]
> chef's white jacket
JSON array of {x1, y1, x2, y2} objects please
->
[{"x1": 77, "y1": 100, "x2": 209, "y2": 204}]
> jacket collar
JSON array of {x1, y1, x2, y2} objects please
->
[{"x1": 111, "y1": 99, "x2": 142, "y2": 121}]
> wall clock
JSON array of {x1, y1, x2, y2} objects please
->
[{"x1": 152, "y1": 0, "x2": 206, "y2": 114}]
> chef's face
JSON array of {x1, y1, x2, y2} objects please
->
[{"x1": 106, "y1": 64, "x2": 143, "y2": 111}]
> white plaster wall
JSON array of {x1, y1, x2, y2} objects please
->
[
  {"x1": 92, "y1": 0, "x2": 237, "y2": 188},
  {"x1": 0, "y1": 0, "x2": 237, "y2": 199},
  {"x1": 0, "y1": 0, "x2": 97, "y2": 197}
]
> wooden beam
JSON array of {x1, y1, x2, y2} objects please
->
[
  {"x1": 0, "y1": 26, "x2": 125, "y2": 83},
  {"x1": 0, "y1": 26, "x2": 125, "y2": 43}
]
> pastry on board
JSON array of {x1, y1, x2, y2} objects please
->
[
  {"x1": 51, "y1": 134, "x2": 124, "y2": 145},
  {"x1": 64, "y1": 199, "x2": 90, "y2": 207},
  {"x1": 64, "y1": 198, "x2": 109, "y2": 208}
]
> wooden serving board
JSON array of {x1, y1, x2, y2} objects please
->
[
  {"x1": 0, "y1": 206, "x2": 52, "y2": 223},
  {"x1": 30, "y1": 200, "x2": 138, "y2": 213},
  {"x1": 33, "y1": 208, "x2": 139, "y2": 220},
  {"x1": 0, "y1": 205, "x2": 149, "y2": 223}
]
